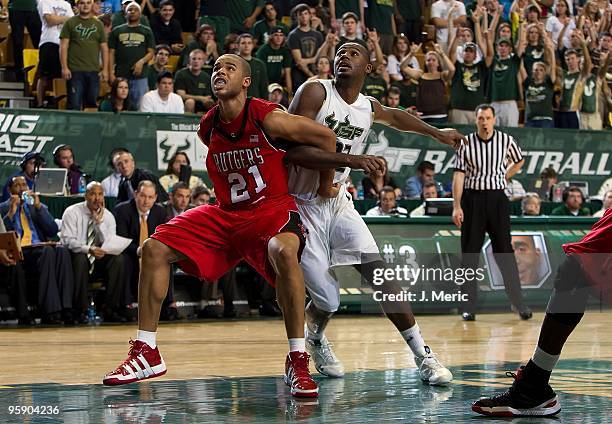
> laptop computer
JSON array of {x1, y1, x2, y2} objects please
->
[
  {"x1": 34, "y1": 168, "x2": 67, "y2": 195},
  {"x1": 425, "y1": 198, "x2": 454, "y2": 216}
]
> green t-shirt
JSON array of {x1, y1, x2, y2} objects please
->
[
  {"x1": 60, "y1": 16, "x2": 107, "y2": 72},
  {"x1": 229, "y1": 0, "x2": 264, "y2": 33},
  {"x1": 245, "y1": 56, "x2": 269, "y2": 99},
  {"x1": 174, "y1": 68, "x2": 212, "y2": 97},
  {"x1": 146, "y1": 65, "x2": 165, "y2": 90},
  {"x1": 333, "y1": 0, "x2": 361, "y2": 19},
  {"x1": 560, "y1": 70, "x2": 580, "y2": 111},
  {"x1": 396, "y1": 0, "x2": 420, "y2": 20},
  {"x1": 450, "y1": 61, "x2": 487, "y2": 110},
  {"x1": 550, "y1": 205, "x2": 591, "y2": 216},
  {"x1": 109, "y1": 24, "x2": 155, "y2": 79},
  {"x1": 255, "y1": 43, "x2": 291, "y2": 85},
  {"x1": 489, "y1": 54, "x2": 521, "y2": 102},
  {"x1": 111, "y1": 12, "x2": 150, "y2": 29},
  {"x1": 524, "y1": 77, "x2": 554, "y2": 121},
  {"x1": 361, "y1": 74, "x2": 387, "y2": 101},
  {"x1": 8, "y1": 0, "x2": 36, "y2": 11},
  {"x1": 251, "y1": 20, "x2": 289, "y2": 46},
  {"x1": 580, "y1": 74, "x2": 597, "y2": 114},
  {"x1": 391, "y1": 81, "x2": 417, "y2": 109},
  {"x1": 523, "y1": 44, "x2": 545, "y2": 78},
  {"x1": 365, "y1": 0, "x2": 394, "y2": 35}
]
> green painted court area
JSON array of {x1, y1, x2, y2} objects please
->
[{"x1": 0, "y1": 359, "x2": 610, "y2": 423}]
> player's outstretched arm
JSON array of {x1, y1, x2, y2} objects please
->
[
  {"x1": 262, "y1": 109, "x2": 336, "y2": 153},
  {"x1": 369, "y1": 97, "x2": 465, "y2": 149},
  {"x1": 285, "y1": 147, "x2": 386, "y2": 174}
]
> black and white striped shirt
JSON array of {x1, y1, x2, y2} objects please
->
[{"x1": 454, "y1": 130, "x2": 523, "y2": 190}]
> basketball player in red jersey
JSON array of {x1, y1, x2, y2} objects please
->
[
  {"x1": 102, "y1": 54, "x2": 385, "y2": 397},
  {"x1": 472, "y1": 209, "x2": 612, "y2": 417}
]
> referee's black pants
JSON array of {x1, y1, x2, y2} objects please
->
[{"x1": 460, "y1": 189, "x2": 525, "y2": 314}]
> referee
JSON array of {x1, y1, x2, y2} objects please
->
[{"x1": 452, "y1": 104, "x2": 532, "y2": 321}]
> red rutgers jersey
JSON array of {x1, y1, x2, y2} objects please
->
[{"x1": 198, "y1": 97, "x2": 291, "y2": 210}]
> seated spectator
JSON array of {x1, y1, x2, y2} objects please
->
[
  {"x1": 362, "y1": 157, "x2": 400, "y2": 199},
  {"x1": 521, "y1": 192, "x2": 542, "y2": 216},
  {"x1": 179, "y1": 24, "x2": 219, "y2": 71},
  {"x1": 102, "y1": 147, "x2": 130, "y2": 197},
  {"x1": 159, "y1": 151, "x2": 206, "y2": 191},
  {"x1": 409, "y1": 182, "x2": 439, "y2": 217},
  {"x1": 403, "y1": 45, "x2": 454, "y2": 123},
  {"x1": 238, "y1": 33, "x2": 269, "y2": 100},
  {"x1": 2, "y1": 152, "x2": 44, "y2": 202},
  {"x1": 505, "y1": 178, "x2": 526, "y2": 201},
  {"x1": 550, "y1": 186, "x2": 591, "y2": 216},
  {"x1": 336, "y1": 12, "x2": 367, "y2": 51},
  {"x1": 267, "y1": 83, "x2": 287, "y2": 106},
  {"x1": 387, "y1": 34, "x2": 419, "y2": 82},
  {"x1": 252, "y1": 2, "x2": 289, "y2": 46},
  {"x1": 0, "y1": 217, "x2": 33, "y2": 325},
  {"x1": 528, "y1": 166, "x2": 558, "y2": 201},
  {"x1": 0, "y1": 176, "x2": 74, "y2": 324},
  {"x1": 109, "y1": 1, "x2": 155, "y2": 108},
  {"x1": 99, "y1": 77, "x2": 137, "y2": 112},
  {"x1": 390, "y1": 69, "x2": 418, "y2": 110},
  {"x1": 556, "y1": 35, "x2": 592, "y2": 129},
  {"x1": 288, "y1": 4, "x2": 325, "y2": 89},
  {"x1": 366, "y1": 186, "x2": 408, "y2": 217},
  {"x1": 150, "y1": 0, "x2": 183, "y2": 53},
  {"x1": 386, "y1": 86, "x2": 403, "y2": 109},
  {"x1": 405, "y1": 161, "x2": 444, "y2": 199},
  {"x1": 523, "y1": 60, "x2": 556, "y2": 128},
  {"x1": 140, "y1": 71, "x2": 185, "y2": 113},
  {"x1": 60, "y1": 182, "x2": 130, "y2": 323},
  {"x1": 224, "y1": 33, "x2": 240, "y2": 54},
  {"x1": 431, "y1": 0, "x2": 467, "y2": 52},
  {"x1": 593, "y1": 189, "x2": 612, "y2": 218},
  {"x1": 111, "y1": 0, "x2": 150, "y2": 28},
  {"x1": 256, "y1": 27, "x2": 292, "y2": 93},
  {"x1": 60, "y1": 0, "x2": 108, "y2": 111},
  {"x1": 308, "y1": 56, "x2": 333, "y2": 82},
  {"x1": 191, "y1": 185, "x2": 212, "y2": 205},
  {"x1": 114, "y1": 150, "x2": 168, "y2": 202},
  {"x1": 114, "y1": 180, "x2": 174, "y2": 315},
  {"x1": 174, "y1": 49, "x2": 214, "y2": 113},
  {"x1": 199, "y1": 0, "x2": 231, "y2": 46},
  {"x1": 36, "y1": 0, "x2": 74, "y2": 108},
  {"x1": 362, "y1": 56, "x2": 388, "y2": 101},
  {"x1": 146, "y1": 44, "x2": 171, "y2": 90},
  {"x1": 52, "y1": 144, "x2": 87, "y2": 195},
  {"x1": 163, "y1": 181, "x2": 192, "y2": 218}
]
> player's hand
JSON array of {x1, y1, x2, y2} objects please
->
[
  {"x1": 317, "y1": 183, "x2": 341, "y2": 199},
  {"x1": 452, "y1": 206, "x2": 464, "y2": 228},
  {"x1": 350, "y1": 155, "x2": 386, "y2": 175},
  {"x1": 436, "y1": 128, "x2": 465, "y2": 149},
  {"x1": 0, "y1": 249, "x2": 15, "y2": 266}
]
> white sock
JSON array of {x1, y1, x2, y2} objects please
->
[
  {"x1": 400, "y1": 324, "x2": 427, "y2": 357},
  {"x1": 137, "y1": 330, "x2": 157, "y2": 349},
  {"x1": 289, "y1": 338, "x2": 306, "y2": 352},
  {"x1": 531, "y1": 347, "x2": 560, "y2": 371}
]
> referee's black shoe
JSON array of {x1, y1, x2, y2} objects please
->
[{"x1": 472, "y1": 366, "x2": 561, "y2": 417}]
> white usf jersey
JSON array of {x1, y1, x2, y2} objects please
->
[{"x1": 288, "y1": 79, "x2": 374, "y2": 200}]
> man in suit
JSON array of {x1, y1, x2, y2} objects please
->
[
  {"x1": 114, "y1": 151, "x2": 169, "y2": 203},
  {"x1": 114, "y1": 180, "x2": 172, "y2": 314},
  {"x1": 0, "y1": 176, "x2": 74, "y2": 324},
  {"x1": 61, "y1": 181, "x2": 130, "y2": 322},
  {"x1": 162, "y1": 181, "x2": 192, "y2": 219}
]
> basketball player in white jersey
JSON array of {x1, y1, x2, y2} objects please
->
[{"x1": 286, "y1": 42, "x2": 464, "y2": 385}]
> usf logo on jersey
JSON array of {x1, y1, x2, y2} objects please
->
[{"x1": 324, "y1": 112, "x2": 364, "y2": 140}]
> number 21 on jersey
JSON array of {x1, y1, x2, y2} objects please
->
[{"x1": 228, "y1": 165, "x2": 267, "y2": 203}]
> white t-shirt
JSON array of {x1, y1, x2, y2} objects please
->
[
  {"x1": 387, "y1": 54, "x2": 420, "y2": 79},
  {"x1": 37, "y1": 0, "x2": 74, "y2": 46},
  {"x1": 139, "y1": 90, "x2": 185, "y2": 114},
  {"x1": 431, "y1": 0, "x2": 466, "y2": 47},
  {"x1": 545, "y1": 16, "x2": 575, "y2": 49}
]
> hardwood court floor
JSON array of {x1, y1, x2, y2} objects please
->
[{"x1": 0, "y1": 312, "x2": 610, "y2": 422}]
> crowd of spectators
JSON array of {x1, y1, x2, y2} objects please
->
[{"x1": 5, "y1": 0, "x2": 610, "y2": 126}]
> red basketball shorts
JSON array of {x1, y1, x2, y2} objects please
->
[{"x1": 151, "y1": 196, "x2": 306, "y2": 285}]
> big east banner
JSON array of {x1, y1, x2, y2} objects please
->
[{"x1": 0, "y1": 110, "x2": 610, "y2": 194}]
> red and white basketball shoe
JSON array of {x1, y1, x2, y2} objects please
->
[
  {"x1": 103, "y1": 340, "x2": 167, "y2": 386},
  {"x1": 284, "y1": 351, "x2": 319, "y2": 398}
]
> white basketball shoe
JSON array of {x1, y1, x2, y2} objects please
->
[
  {"x1": 305, "y1": 329, "x2": 345, "y2": 378},
  {"x1": 414, "y1": 346, "x2": 453, "y2": 386}
]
